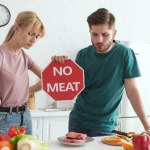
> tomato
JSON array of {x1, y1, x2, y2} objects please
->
[
  {"x1": 8, "y1": 126, "x2": 26, "y2": 138},
  {"x1": 0, "y1": 134, "x2": 10, "y2": 141}
]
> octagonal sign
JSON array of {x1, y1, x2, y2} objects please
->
[{"x1": 41, "y1": 59, "x2": 85, "y2": 101}]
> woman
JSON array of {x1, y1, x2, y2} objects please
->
[{"x1": 0, "y1": 11, "x2": 45, "y2": 135}]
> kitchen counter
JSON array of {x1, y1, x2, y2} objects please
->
[
  {"x1": 30, "y1": 109, "x2": 70, "y2": 117},
  {"x1": 48, "y1": 136, "x2": 123, "y2": 150}
]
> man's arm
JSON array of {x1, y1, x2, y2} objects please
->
[{"x1": 124, "y1": 78, "x2": 150, "y2": 131}]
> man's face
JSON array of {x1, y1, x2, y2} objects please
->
[{"x1": 90, "y1": 24, "x2": 117, "y2": 52}]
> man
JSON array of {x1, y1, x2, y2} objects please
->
[{"x1": 52, "y1": 8, "x2": 150, "y2": 136}]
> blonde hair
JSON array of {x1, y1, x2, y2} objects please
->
[{"x1": 3, "y1": 11, "x2": 45, "y2": 43}]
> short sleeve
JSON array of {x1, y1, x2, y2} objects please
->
[
  {"x1": 21, "y1": 50, "x2": 35, "y2": 70},
  {"x1": 27, "y1": 55, "x2": 35, "y2": 69},
  {"x1": 75, "y1": 50, "x2": 85, "y2": 70},
  {"x1": 124, "y1": 49, "x2": 141, "y2": 79},
  {"x1": 75, "y1": 51, "x2": 81, "y2": 64}
]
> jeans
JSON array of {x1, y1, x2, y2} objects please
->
[
  {"x1": 0, "y1": 107, "x2": 32, "y2": 135},
  {"x1": 69, "y1": 117, "x2": 114, "y2": 137}
]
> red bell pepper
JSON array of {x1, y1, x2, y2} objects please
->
[
  {"x1": 8, "y1": 126, "x2": 26, "y2": 138},
  {"x1": 132, "y1": 135, "x2": 150, "y2": 150},
  {"x1": 0, "y1": 134, "x2": 10, "y2": 141}
]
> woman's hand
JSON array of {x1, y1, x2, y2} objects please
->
[{"x1": 51, "y1": 55, "x2": 68, "y2": 63}]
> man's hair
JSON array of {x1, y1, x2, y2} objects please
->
[{"x1": 87, "y1": 8, "x2": 115, "y2": 29}]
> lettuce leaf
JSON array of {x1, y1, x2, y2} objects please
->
[{"x1": 10, "y1": 134, "x2": 49, "y2": 150}]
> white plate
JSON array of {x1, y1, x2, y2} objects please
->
[{"x1": 57, "y1": 136, "x2": 94, "y2": 146}]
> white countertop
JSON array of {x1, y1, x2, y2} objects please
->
[
  {"x1": 30, "y1": 109, "x2": 70, "y2": 117},
  {"x1": 48, "y1": 137, "x2": 123, "y2": 150}
]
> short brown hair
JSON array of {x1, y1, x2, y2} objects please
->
[{"x1": 87, "y1": 8, "x2": 115, "y2": 29}]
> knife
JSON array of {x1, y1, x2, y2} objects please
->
[{"x1": 112, "y1": 130, "x2": 135, "y2": 138}]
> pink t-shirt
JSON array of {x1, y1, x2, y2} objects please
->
[{"x1": 0, "y1": 45, "x2": 34, "y2": 106}]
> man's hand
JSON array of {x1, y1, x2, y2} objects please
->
[
  {"x1": 145, "y1": 121, "x2": 150, "y2": 132},
  {"x1": 142, "y1": 117, "x2": 150, "y2": 132},
  {"x1": 51, "y1": 55, "x2": 68, "y2": 63}
]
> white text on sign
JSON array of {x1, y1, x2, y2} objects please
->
[
  {"x1": 47, "y1": 82, "x2": 80, "y2": 92},
  {"x1": 47, "y1": 66, "x2": 80, "y2": 92},
  {"x1": 53, "y1": 66, "x2": 72, "y2": 76}
]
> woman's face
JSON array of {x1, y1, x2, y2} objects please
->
[{"x1": 15, "y1": 25, "x2": 41, "y2": 49}]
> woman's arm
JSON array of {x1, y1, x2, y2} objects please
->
[{"x1": 29, "y1": 64, "x2": 42, "y2": 94}]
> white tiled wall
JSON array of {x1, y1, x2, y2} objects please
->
[{"x1": 1, "y1": 0, "x2": 150, "y2": 108}]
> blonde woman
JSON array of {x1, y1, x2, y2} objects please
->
[{"x1": 0, "y1": 11, "x2": 45, "y2": 135}]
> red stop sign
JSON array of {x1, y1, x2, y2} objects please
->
[{"x1": 41, "y1": 59, "x2": 85, "y2": 101}]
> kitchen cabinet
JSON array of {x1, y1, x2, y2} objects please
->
[
  {"x1": 32, "y1": 117, "x2": 43, "y2": 140},
  {"x1": 43, "y1": 116, "x2": 69, "y2": 141},
  {"x1": 31, "y1": 109, "x2": 70, "y2": 141}
]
